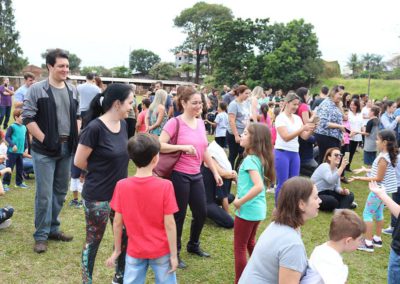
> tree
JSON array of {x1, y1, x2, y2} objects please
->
[
  {"x1": 174, "y1": 2, "x2": 233, "y2": 84},
  {"x1": 0, "y1": 0, "x2": 28, "y2": 75},
  {"x1": 179, "y1": 63, "x2": 195, "y2": 81},
  {"x1": 80, "y1": 66, "x2": 112, "y2": 77},
  {"x1": 210, "y1": 18, "x2": 267, "y2": 86},
  {"x1": 346, "y1": 53, "x2": 362, "y2": 77},
  {"x1": 110, "y1": 66, "x2": 130, "y2": 78},
  {"x1": 149, "y1": 62, "x2": 178, "y2": 80},
  {"x1": 129, "y1": 49, "x2": 160, "y2": 75},
  {"x1": 41, "y1": 49, "x2": 81, "y2": 73}
]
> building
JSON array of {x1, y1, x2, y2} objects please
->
[{"x1": 175, "y1": 50, "x2": 208, "y2": 79}]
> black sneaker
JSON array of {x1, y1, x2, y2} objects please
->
[
  {"x1": 111, "y1": 273, "x2": 123, "y2": 284},
  {"x1": 358, "y1": 241, "x2": 374, "y2": 252},
  {"x1": 178, "y1": 256, "x2": 187, "y2": 269},
  {"x1": 350, "y1": 202, "x2": 358, "y2": 209},
  {"x1": 372, "y1": 239, "x2": 383, "y2": 248}
]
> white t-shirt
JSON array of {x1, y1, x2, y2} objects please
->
[
  {"x1": 348, "y1": 112, "x2": 363, "y2": 142},
  {"x1": 214, "y1": 112, "x2": 229, "y2": 137},
  {"x1": 274, "y1": 113, "x2": 303, "y2": 152},
  {"x1": 361, "y1": 106, "x2": 370, "y2": 126},
  {"x1": 300, "y1": 243, "x2": 348, "y2": 284}
]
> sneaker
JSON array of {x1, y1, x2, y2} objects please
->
[
  {"x1": 178, "y1": 256, "x2": 187, "y2": 269},
  {"x1": 357, "y1": 241, "x2": 374, "y2": 252},
  {"x1": 111, "y1": 273, "x2": 123, "y2": 284},
  {"x1": 16, "y1": 183, "x2": 29, "y2": 189},
  {"x1": 372, "y1": 239, "x2": 383, "y2": 248},
  {"x1": 69, "y1": 199, "x2": 81, "y2": 208},
  {"x1": 3, "y1": 184, "x2": 10, "y2": 192},
  {"x1": 382, "y1": 226, "x2": 394, "y2": 235},
  {"x1": 0, "y1": 219, "x2": 11, "y2": 229},
  {"x1": 350, "y1": 202, "x2": 358, "y2": 209}
]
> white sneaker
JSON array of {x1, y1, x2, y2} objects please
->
[{"x1": 0, "y1": 219, "x2": 11, "y2": 229}]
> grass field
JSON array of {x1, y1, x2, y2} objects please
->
[
  {"x1": 0, "y1": 144, "x2": 392, "y2": 284},
  {"x1": 312, "y1": 77, "x2": 400, "y2": 101}
]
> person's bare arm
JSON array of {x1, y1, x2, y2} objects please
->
[
  {"x1": 279, "y1": 267, "x2": 302, "y2": 284},
  {"x1": 164, "y1": 214, "x2": 178, "y2": 273},
  {"x1": 74, "y1": 144, "x2": 93, "y2": 170},
  {"x1": 106, "y1": 212, "x2": 123, "y2": 267}
]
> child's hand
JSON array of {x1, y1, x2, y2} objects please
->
[
  {"x1": 347, "y1": 176, "x2": 359, "y2": 183},
  {"x1": 214, "y1": 173, "x2": 223, "y2": 187},
  {"x1": 12, "y1": 145, "x2": 17, "y2": 152},
  {"x1": 233, "y1": 197, "x2": 242, "y2": 213},
  {"x1": 105, "y1": 250, "x2": 120, "y2": 268},
  {"x1": 369, "y1": 181, "x2": 386, "y2": 197},
  {"x1": 168, "y1": 255, "x2": 178, "y2": 273},
  {"x1": 353, "y1": 167, "x2": 366, "y2": 175}
]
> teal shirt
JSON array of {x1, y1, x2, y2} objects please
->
[
  {"x1": 7, "y1": 123, "x2": 27, "y2": 154},
  {"x1": 236, "y1": 155, "x2": 266, "y2": 221}
]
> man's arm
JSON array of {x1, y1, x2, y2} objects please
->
[{"x1": 26, "y1": 122, "x2": 45, "y2": 143}]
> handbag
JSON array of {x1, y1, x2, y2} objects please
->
[{"x1": 153, "y1": 117, "x2": 182, "y2": 179}]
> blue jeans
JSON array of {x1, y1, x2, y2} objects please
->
[
  {"x1": 3, "y1": 152, "x2": 23, "y2": 185},
  {"x1": 124, "y1": 254, "x2": 177, "y2": 284},
  {"x1": 0, "y1": 105, "x2": 11, "y2": 128},
  {"x1": 23, "y1": 157, "x2": 34, "y2": 174},
  {"x1": 32, "y1": 142, "x2": 71, "y2": 241},
  {"x1": 388, "y1": 248, "x2": 400, "y2": 284}
]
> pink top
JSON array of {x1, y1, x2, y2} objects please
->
[
  {"x1": 296, "y1": 103, "x2": 309, "y2": 123},
  {"x1": 260, "y1": 113, "x2": 272, "y2": 128},
  {"x1": 163, "y1": 116, "x2": 208, "y2": 174},
  {"x1": 343, "y1": 120, "x2": 350, "y2": 144},
  {"x1": 137, "y1": 109, "x2": 148, "y2": 133}
]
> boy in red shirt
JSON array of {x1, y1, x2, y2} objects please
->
[{"x1": 106, "y1": 134, "x2": 178, "y2": 283}]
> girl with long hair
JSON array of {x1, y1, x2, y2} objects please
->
[
  {"x1": 146, "y1": 89, "x2": 168, "y2": 136},
  {"x1": 350, "y1": 130, "x2": 398, "y2": 252},
  {"x1": 233, "y1": 123, "x2": 275, "y2": 283}
]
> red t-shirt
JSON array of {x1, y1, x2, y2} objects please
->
[
  {"x1": 136, "y1": 109, "x2": 148, "y2": 133},
  {"x1": 296, "y1": 103, "x2": 310, "y2": 123},
  {"x1": 110, "y1": 176, "x2": 178, "y2": 259}
]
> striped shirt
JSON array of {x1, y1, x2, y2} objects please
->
[{"x1": 370, "y1": 152, "x2": 397, "y2": 194}]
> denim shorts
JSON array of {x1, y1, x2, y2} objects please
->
[
  {"x1": 363, "y1": 151, "x2": 376, "y2": 166},
  {"x1": 124, "y1": 253, "x2": 177, "y2": 284}
]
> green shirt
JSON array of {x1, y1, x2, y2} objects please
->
[{"x1": 236, "y1": 155, "x2": 266, "y2": 221}]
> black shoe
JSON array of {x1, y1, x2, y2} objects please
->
[
  {"x1": 111, "y1": 273, "x2": 123, "y2": 284},
  {"x1": 178, "y1": 256, "x2": 187, "y2": 269},
  {"x1": 341, "y1": 177, "x2": 349, "y2": 184},
  {"x1": 350, "y1": 202, "x2": 358, "y2": 210},
  {"x1": 187, "y1": 247, "x2": 211, "y2": 257}
]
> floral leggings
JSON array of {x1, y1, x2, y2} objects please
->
[
  {"x1": 82, "y1": 200, "x2": 127, "y2": 284},
  {"x1": 363, "y1": 192, "x2": 384, "y2": 222}
]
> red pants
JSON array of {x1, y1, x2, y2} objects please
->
[{"x1": 234, "y1": 216, "x2": 260, "y2": 283}]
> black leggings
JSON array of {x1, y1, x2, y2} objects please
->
[
  {"x1": 226, "y1": 132, "x2": 244, "y2": 171},
  {"x1": 348, "y1": 140, "x2": 360, "y2": 169},
  {"x1": 171, "y1": 171, "x2": 207, "y2": 252},
  {"x1": 318, "y1": 190, "x2": 354, "y2": 212},
  {"x1": 315, "y1": 134, "x2": 341, "y2": 164}
]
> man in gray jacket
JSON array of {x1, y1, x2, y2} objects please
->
[{"x1": 23, "y1": 49, "x2": 80, "y2": 253}]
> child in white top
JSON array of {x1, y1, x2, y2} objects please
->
[
  {"x1": 207, "y1": 102, "x2": 229, "y2": 148},
  {"x1": 301, "y1": 209, "x2": 365, "y2": 284}
]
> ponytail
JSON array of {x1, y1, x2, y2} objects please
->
[{"x1": 378, "y1": 130, "x2": 398, "y2": 167}]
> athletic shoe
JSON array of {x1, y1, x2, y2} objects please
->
[
  {"x1": 16, "y1": 183, "x2": 29, "y2": 189},
  {"x1": 350, "y1": 202, "x2": 358, "y2": 209},
  {"x1": 357, "y1": 241, "x2": 374, "y2": 252},
  {"x1": 112, "y1": 273, "x2": 123, "y2": 284},
  {"x1": 372, "y1": 239, "x2": 383, "y2": 248},
  {"x1": 3, "y1": 184, "x2": 10, "y2": 192},
  {"x1": 69, "y1": 199, "x2": 80, "y2": 208},
  {"x1": 0, "y1": 219, "x2": 11, "y2": 229},
  {"x1": 382, "y1": 226, "x2": 394, "y2": 235}
]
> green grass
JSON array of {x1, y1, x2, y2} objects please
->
[
  {"x1": 0, "y1": 147, "x2": 391, "y2": 283},
  {"x1": 311, "y1": 77, "x2": 400, "y2": 100}
]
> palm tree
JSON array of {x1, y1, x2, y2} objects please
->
[{"x1": 346, "y1": 53, "x2": 361, "y2": 77}]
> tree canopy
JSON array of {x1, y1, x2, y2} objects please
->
[
  {"x1": 129, "y1": 49, "x2": 160, "y2": 75},
  {"x1": 174, "y1": 1, "x2": 233, "y2": 83},
  {"x1": 0, "y1": 0, "x2": 28, "y2": 75},
  {"x1": 41, "y1": 49, "x2": 81, "y2": 73},
  {"x1": 149, "y1": 62, "x2": 178, "y2": 80}
]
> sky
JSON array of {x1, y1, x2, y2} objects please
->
[{"x1": 12, "y1": 0, "x2": 400, "y2": 73}]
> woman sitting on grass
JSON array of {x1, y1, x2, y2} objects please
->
[
  {"x1": 239, "y1": 176, "x2": 321, "y2": 283},
  {"x1": 311, "y1": 147, "x2": 356, "y2": 212}
]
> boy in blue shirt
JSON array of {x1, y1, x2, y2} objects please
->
[{"x1": 3, "y1": 109, "x2": 28, "y2": 190}]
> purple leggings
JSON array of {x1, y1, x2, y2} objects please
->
[{"x1": 274, "y1": 149, "x2": 300, "y2": 204}]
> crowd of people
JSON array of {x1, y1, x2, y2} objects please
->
[{"x1": 1, "y1": 48, "x2": 400, "y2": 284}]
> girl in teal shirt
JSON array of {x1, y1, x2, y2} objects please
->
[{"x1": 233, "y1": 123, "x2": 276, "y2": 283}]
